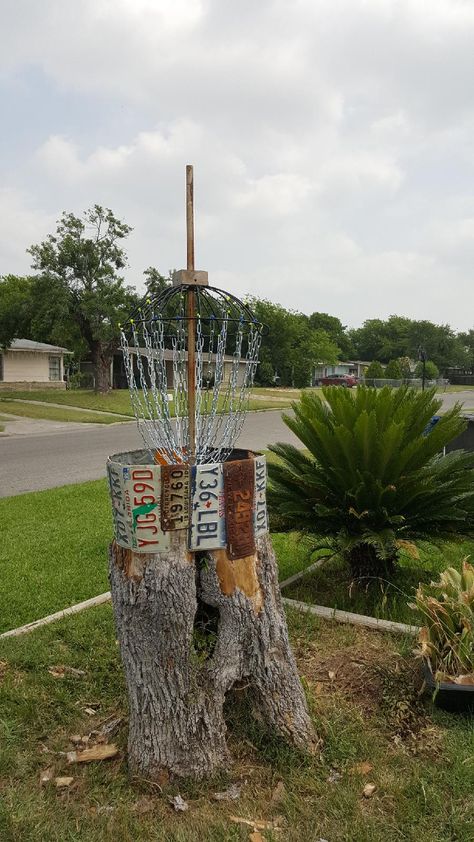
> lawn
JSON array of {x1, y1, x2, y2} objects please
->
[
  {"x1": 0, "y1": 399, "x2": 130, "y2": 425},
  {"x1": 283, "y1": 538, "x2": 474, "y2": 625},
  {"x1": 0, "y1": 388, "x2": 295, "y2": 417},
  {"x1": 0, "y1": 479, "x2": 308, "y2": 635},
  {"x1": 1, "y1": 604, "x2": 473, "y2": 841},
  {"x1": 2, "y1": 475, "x2": 470, "y2": 636},
  {"x1": 0, "y1": 480, "x2": 112, "y2": 633}
]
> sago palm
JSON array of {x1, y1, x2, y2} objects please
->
[{"x1": 268, "y1": 386, "x2": 474, "y2": 579}]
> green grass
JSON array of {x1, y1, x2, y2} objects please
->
[
  {"x1": 2, "y1": 474, "x2": 471, "y2": 636},
  {"x1": 0, "y1": 399, "x2": 130, "y2": 424},
  {"x1": 0, "y1": 388, "x2": 294, "y2": 417},
  {"x1": 1, "y1": 605, "x2": 473, "y2": 841},
  {"x1": 282, "y1": 538, "x2": 474, "y2": 625},
  {"x1": 0, "y1": 480, "x2": 111, "y2": 633}
]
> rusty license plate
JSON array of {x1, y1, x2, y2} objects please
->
[{"x1": 223, "y1": 459, "x2": 256, "y2": 560}]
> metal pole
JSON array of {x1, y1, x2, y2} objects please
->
[{"x1": 186, "y1": 165, "x2": 196, "y2": 464}]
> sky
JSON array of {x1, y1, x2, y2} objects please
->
[{"x1": 1, "y1": 0, "x2": 474, "y2": 331}]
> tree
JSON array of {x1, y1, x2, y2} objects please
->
[
  {"x1": 268, "y1": 387, "x2": 474, "y2": 580},
  {"x1": 308, "y1": 312, "x2": 353, "y2": 358},
  {"x1": 0, "y1": 275, "x2": 35, "y2": 347},
  {"x1": 143, "y1": 267, "x2": 173, "y2": 297},
  {"x1": 28, "y1": 206, "x2": 138, "y2": 392},
  {"x1": 384, "y1": 359, "x2": 403, "y2": 379},
  {"x1": 414, "y1": 359, "x2": 439, "y2": 380},
  {"x1": 250, "y1": 298, "x2": 340, "y2": 387},
  {"x1": 364, "y1": 360, "x2": 385, "y2": 379},
  {"x1": 457, "y1": 329, "x2": 474, "y2": 369}
]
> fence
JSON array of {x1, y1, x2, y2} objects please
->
[{"x1": 360, "y1": 378, "x2": 449, "y2": 390}]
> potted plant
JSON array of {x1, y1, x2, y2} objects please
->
[{"x1": 410, "y1": 560, "x2": 474, "y2": 713}]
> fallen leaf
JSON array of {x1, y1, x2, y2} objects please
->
[
  {"x1": 67, "y1": 744, "x2": 118, "y2": 764},
  {"x1": 169, "y1": 794, "x2": 189, "y2": 812},
  {"x1": 454, "y1": 674, "x2": 474, "y2": 685},
  {"x1": 132, "y1": 796, "x2": 155, "y2": 814},
  {"x1": 362, "y1": 783, "x2": 376, "y2": 799},
  {"x1": 249, "y1": 833, "x2": 265, "y2": 842},
  {"x1": 213, "y1": 783, "x2": 241, "y2": 801},
  {"x1": 69, "y1": 735, "x2": 82, "y2": 745},
  {"x1": 351, "y1": 761, "x2": 373, "y2": 776},
  {"x1": 54, "y1": 776, "x2": 74, "y2": 789},
  {"x1": 39, "y1": 767, "x2": 54, "y2": 786},
  {"x1": 97, "y1": 716, "x2": 122, "y2": 739},
  {"x1": 328, "y1": 670, "x2": 336, "y2": 681},
  {"x1": 48, "y1": 666, "x2": 85, "y2": 679},
  {"x1": 271, "y1": 780, "x2": 286, "y2": 803}
]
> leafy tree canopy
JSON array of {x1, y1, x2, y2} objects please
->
[
  {"x1": 249, "y1": 298, "x2": 340, "y2": 387},
  {"x1": 350, "y1": 315, "x2": 468, "y2": 370},
  {"x1": 26, "y1": 206, "x2": 139, "y2": 391}
]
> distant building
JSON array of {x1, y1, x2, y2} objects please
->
[
  {"x1": 0, "y1": 339, "x2": 72, "y2": 390},
  {"x1": 312, "y1": 360, "x2": 370, "y2": 385}
]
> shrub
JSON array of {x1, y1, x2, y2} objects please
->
[
  {"x1": 267, "y1": 386, "x2": 474, "y2": 580},
  {"x1": 414, "y1": 360, "x2": 439, "y2": 380},
  {"x1": 384, "y1": 359, "x2": 403, "y2": 379},
  {"x1": 411, "y1": 560, "x2": 474, "y2": 681},
  {"x1": 364, "y1": 360, "x2": 385, "y2": 379}
]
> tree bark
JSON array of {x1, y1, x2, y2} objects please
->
[
  {"x1": 109, "y1": 531, "x2": 318, "y2": 780},
  {"x1": 91, "y1": 341, "x2": 112, "y2": 393}
]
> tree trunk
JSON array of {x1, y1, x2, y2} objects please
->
[
  {"x1": 348, "y1": 543, "x2": 397, "y2": 582},
  {"x1": 109, "y1": 531, "x2": 318, "y2": 780},
  {"x1": 91, "y1": 341, "x2": 112, "y2": 393}
]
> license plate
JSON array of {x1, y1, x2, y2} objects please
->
[
  {"x1": 161, "y1": 464, "x2": 190, "y2": 531},
  {"x1": 108, "y1": 460, "x2": 170, "y2": 553},
  {"x1": 253, "y1": 455, "x2": 268, "y2": 537},
  {"x1": 188, "y1": 463, "x2": 226, "y2": 551},
  {"x1": 223, "y1": 459, "x2": 256, "y2": 560}
]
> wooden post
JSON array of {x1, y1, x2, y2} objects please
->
[{"x1": 186, "y1": 165, "x2": 196, "y2": 464}]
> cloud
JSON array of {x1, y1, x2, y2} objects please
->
[{"x1": 0, "y1": 0, "x2": 473, "y2": 330}]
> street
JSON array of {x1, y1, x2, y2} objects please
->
[
  {"x1": 1, "y1": 390, "x2": 472, "y2": 498},
  {"x1": 0, "y1": 411, "x2": 300, "y2": 498}
]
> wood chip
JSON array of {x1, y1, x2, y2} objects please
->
[
  {"x1": 351, "y1": 761, "x2": 373, "y2": 776},
  {"x1": 328, "y1": 670, "x2": 336, "y2": 681},
  {"x1": 84, "y1": 707, "x2": 98, "y2": 716},
  {"x1": 48, "y1": 665, "x2": 85, "y2": 678},
  {"x1": 230, "y1": 816, "x2": 278, "y2": 831},
  {"x1": 54, "y1": 776, "x2": 74, "y2": 788},
  {"x1": 39, "y1": 767, "x2": 54, "y2": 786},
  {"x1": 271, "y1": 780, "x2": 286, "y2": 803},
  {"x1": 213, "y1": 783, "x2": 241, "y2": 801},
  {"x1": 169, "y1": 794, "x2": 189, "y2": 812},
  {"x1": 67, "y1": 744, "x2": 118, "y2": 764},
  {"x1": 362, "y1": 783, "x2": 377, "y2": 798}
]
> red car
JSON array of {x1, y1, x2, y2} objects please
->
[{"x1": 320, "y1": 374, "x2": 358, "y2": 388}]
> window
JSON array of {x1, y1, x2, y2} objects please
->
[{"x1": 49, "y1": 356, "x2": 61, "y2": 381}]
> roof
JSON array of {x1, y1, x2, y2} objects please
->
[{"x1": 8, "y1": 339, "x2": 73, "y2": 354}]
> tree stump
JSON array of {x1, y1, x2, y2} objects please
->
[
  {"x1": 107, "y1": 448, "x2": 318, "y2": 780},
  {"x1": 109, "y1": 530, "x2": 318, "y2": 780}
]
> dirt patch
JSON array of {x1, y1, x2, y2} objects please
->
[{"x1": 293, "y1": 627, "x2": 443, "y2": 757}]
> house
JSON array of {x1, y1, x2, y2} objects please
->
[
  {"x1": 312, "y1": 360, "x2": 370, "y2": 385},
  {"x1": 0, "y1": 339, "x2": 73, "y2": 390},
  {"x1": 111, "y1": 348, "x2": 246, "y2": 390}
]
